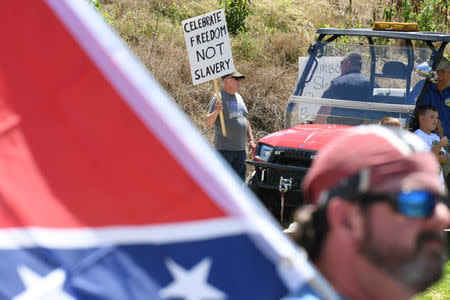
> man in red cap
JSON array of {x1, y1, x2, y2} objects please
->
[{"x1": 283, "y1": 125, "x2": 449, "y2": 300}]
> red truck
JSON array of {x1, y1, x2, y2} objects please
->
[{"x1": 246, "y1": 24, "x2": 450, "y2": 227}]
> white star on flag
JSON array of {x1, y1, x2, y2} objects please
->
[
  {"x1": 13, "y1": 265, "x2": 75, "y2": 300},
  {"x1": 160, "y1": 258, "x2": 227, "y2": 300}
]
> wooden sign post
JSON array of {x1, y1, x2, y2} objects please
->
[
  {"x1": 213, "y1": 78, "x2": 227, "y2": 136},
  {"x1": 182, "y1": 9, "x2": 235, "y2": 137}
]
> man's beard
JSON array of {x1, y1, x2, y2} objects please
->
[{"x1": 360, "y1": 223, "x2": 448, "y2": 293}]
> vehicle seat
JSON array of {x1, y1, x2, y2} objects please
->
[
  {"x1": 382, "y1": 61, "x2": 408, "y2": 79},
  {"x1": 371, "y1": 61, "x2": 409, "y2": 104}
]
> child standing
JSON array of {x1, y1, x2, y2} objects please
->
[{"x1": 414, "y1": 104, "x2": 448, "y2": 190}]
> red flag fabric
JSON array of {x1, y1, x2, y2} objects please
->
[{"x1": 0, "y1": 1, "x2": 337, "y2": 299}]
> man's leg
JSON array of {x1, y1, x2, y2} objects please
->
[
  {"x1": 231, "y1": 150, "x2": 247, "y2": 181},
  {"x1": 218, "y1": 150, "x2": 234, "y2": 167},
  {"x1": 218, "y1": 150, "x2": 240, "y2": 177},
  {"x1": 218, "y1": 150, "x2": 247, "y2": 180}
]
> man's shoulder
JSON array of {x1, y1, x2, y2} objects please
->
[
  {"x1": 425, "y1": 83, "x2": 446, "y2": 97},
  {"x1": 348, "y1": 72, "x2": 370, "y2": 81},
  {"x1": 443, "y1": 86, "x2": 450, "y2": 96},
  {"x1": 333, "y1": 72, "x2": 368, "y2": 84},
  {"x1": 328, "y1": 75, "x2": 347, "y2": 87},
  {"x1": 235, "y1": 92, "x2": 244, "y2": 103}
]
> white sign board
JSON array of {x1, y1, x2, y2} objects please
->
[
  {"x1": 295, "y1": 103, "x2": 323, "y2": 123},
  {"x1": 298, "y1": 56, "x2": 342, "y2": 97},
  {"x1": 182, "y1": 9, "x2": 235, "y2": 85}
]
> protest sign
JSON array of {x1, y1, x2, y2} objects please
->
[
  {"x1": 183, "y1": 9, "x2": 234, "y2": 136},
  {"x1": 182, "y1": 9, "x2": 235, "y2": 85},
  {"x1": 298, "y1": 56, "x2": 342, "y2": 97}
]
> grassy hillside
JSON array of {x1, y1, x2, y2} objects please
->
[
  {"x1": 97, "y1": 0, "x2": 449, "y2": 142},
  {"x1": 97, "y1": 0, "x2": 413, "y2": 142}
]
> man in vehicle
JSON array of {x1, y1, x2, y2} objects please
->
[
  {"x1": 318, "y1": 53, "x2": 380, "y2": 125},
  {"x1": 283, "y1": 125, "x2": 450, "y2": 300},
  {"x1": 322, "y1": 53, "x2": 375, "y2": 101},
  {"x1": 206, "y1": 71, "x2": 256, "y2": 180}
]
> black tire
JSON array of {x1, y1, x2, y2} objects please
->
[{"x1": 246, "y1": 171, "x2": 277, "y2": 217}]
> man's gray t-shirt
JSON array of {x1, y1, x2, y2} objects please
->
[{"x1": 208, "y1": 91, "x2": 248, "y2": 151}]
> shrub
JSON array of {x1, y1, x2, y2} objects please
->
[
  {"x1": 218, "y1": 0, "x2": 254, "y2": 35},
  {"x1": 382, "y1": 0, "x2": 449, "y2": 33}
]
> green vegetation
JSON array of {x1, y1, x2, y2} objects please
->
[
  {"x1": 414, "y1": 260, "x2": 450, "y2": 300},
  {"x1": 96, "y1": 0, "x2": 448, "y2": 141},
  {"x1": 218, "y1": 0, "x2": 253, "y2": 35},
  {"x1": 87, "y1": 0, "x2": 100, "y2": 9},
  {"x1": 382, "y1": 0, "x2": 449, "y2": 33}
]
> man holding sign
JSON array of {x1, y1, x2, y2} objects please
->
[
  {"x1": 206, "y1": 71, "x2": 256, "y2": 180},
  {"x1": 183, "y1": 10, "x2": 254, "y2": 179}
]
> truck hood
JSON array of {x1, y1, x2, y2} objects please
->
[{"x1": 258, "y1": 124, "x2": 351, "y2": 151}]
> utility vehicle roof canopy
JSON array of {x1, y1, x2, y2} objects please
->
[{"x1": 316, "y1": 28, "x2": 450, "y2": 42}]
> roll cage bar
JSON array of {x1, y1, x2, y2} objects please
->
[
  {"x1": 293, "y1": 28, "x2": 449, "y2": 129},
  {"x1": 294, "y1": 29, "x2": 449, "y2": 96}
]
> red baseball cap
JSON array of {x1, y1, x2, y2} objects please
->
[{"x1": 302, "y1": 125, "x2": 444, "y2": 205}]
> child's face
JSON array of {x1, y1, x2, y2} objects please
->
[{"x1": 419, "y1": 109, "x2": 439, "y2": 133}]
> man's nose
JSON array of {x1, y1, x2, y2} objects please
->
[{"x1": 422, "y1": 202, "x2": 450, "y2": 231}]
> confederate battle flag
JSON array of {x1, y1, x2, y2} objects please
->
[{"x1": 0, "y1": 1, "x2": 336, "y2": 299}]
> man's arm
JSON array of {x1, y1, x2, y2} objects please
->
[
  {"x1": 206, "y1": 100, "x2": 222, "y2": 126},
  {"x1": 247, "y1": 120, "x2": 256, "y2": 153}
]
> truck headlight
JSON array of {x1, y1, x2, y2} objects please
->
[{"x1": 256, "y1": 144, "x2": 273, "y2": 162}]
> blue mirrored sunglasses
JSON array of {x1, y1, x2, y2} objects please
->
[
  {"x1": 364, "y1": 190, "x2": 447, "y2": 218},
  {"x1": 397, "y1": 190, "x2": 441, "y2": 218}
]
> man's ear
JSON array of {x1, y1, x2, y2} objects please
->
[{"x1": 326, "y1": 197, "x2": 364, "y2": 241}]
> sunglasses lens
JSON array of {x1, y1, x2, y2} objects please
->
[{"x1": 397, "y1": 190, "x2": 436, "y2": 218}]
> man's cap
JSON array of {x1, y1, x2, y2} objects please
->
[
  {"x1": 302, "y1": 125, "x2": 444, "y2": 205},
  {"x1": 222, "y1": 71, "x2": 245, "y2": 80},
  {"x1": 436, "y1": 57, "x2": 450, "y2": 71}
]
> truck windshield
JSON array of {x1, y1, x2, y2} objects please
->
[{"x1": 289, "y1": 42, "x2": 432, "y2": 127}]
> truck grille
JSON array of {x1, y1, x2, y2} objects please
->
[
  {"x1": 255, "y1": 147, "x2": 317, "y2": 191},
  {"x1": 269, "y1": 147, "x2": 316, "y2": 168}
]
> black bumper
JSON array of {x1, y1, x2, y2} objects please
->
[{"x1": 245, "y1": 160, "x2": 309, "y2": 192}]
